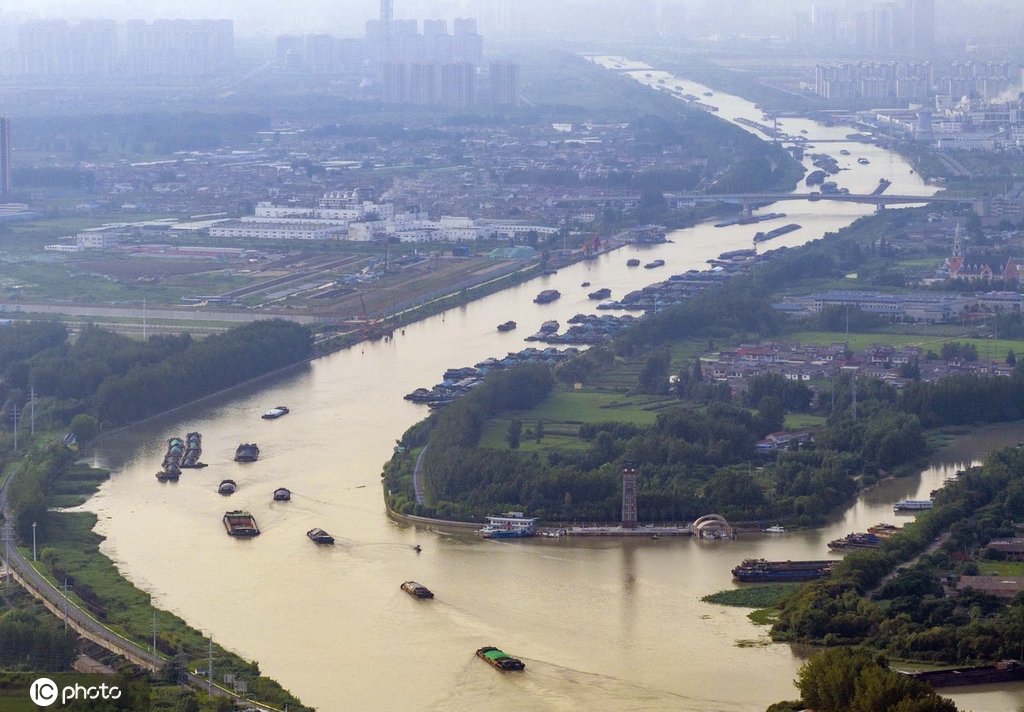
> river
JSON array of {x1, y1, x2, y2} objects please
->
[{"x1": 84, "y1": 57, "x2": 1024, "y2": 712}]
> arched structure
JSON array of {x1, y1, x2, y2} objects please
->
[{"x1": 692, "y1": 514, "x2": 734, "y2": 540}]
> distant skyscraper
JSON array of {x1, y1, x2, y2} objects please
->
[
  {"x1": 380, "y1": 0, "x2": 393, "y2": 34},
  {"x1": 489, "y1": 61, "x2": 519, "y2": 106},
  {"x1": 439, "y1": 63, "x2": 474, "y2": 108},
  {"x1": 0, "y1": 117, "x2": 10, "y2": 196},
  {"x1": 906, "y1": 0, "x2": 935, "y2": 55},
  {"x1": 408, "y1": 62, "x2": 437, "y2": 104}
]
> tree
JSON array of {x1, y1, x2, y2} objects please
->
[
  {"x1": 535, "y1": 419, "x2": 545, "y2": 443},
  {"x1": 637, "y1": 348, "x2": 671, "y2": 394},
  {"x1": 757, "y1": 395, "x2": 785, "y2": 434},
  {"x1": 507, "y1": 419, "x2": 522, "y2": 449},
  {"x1": 69, "y1": 413, "x2": 99, "y2": 443},
  {"x1": 692, "y1": 357, "x2": 703, "y2": 382},
  {"x1": 1007, "y1": 350, "x2": 1016, "y2": 366}
]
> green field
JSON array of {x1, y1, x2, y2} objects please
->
[
  {"x1": 977, "y1": 560, "x2": 1024, "y2": 576},
  {"x1": 788, "y1": 330, "x2": 1024, "y2": 358}
]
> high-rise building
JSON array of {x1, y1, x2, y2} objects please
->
[
  {"x1": 408, "y1": 62, "x2": 437, "y2": 104},
  {"x1": 489, "y1": 61, "x2": 519, "y2": 106},
  {"x1": 906, "y1": 0, "x2": 935, "y2": 55},
  {"x1": 382, "y1": 62, "x2": 407, "y2": 103},
  {"x1": 439, "y1": 62, "x2": 474, "y2": 108},
  {"x1": 0, "y1": 117, "x2": 10, "y2": 196}
]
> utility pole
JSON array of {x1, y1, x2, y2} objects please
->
[
  {"x1": 209, "y1": 638, "x2": 213, "y2": 701},
  {"x1": 29, "y1": 388, "x2": 35, "y2": 435},
  {"x1": 64, "y1": 579, "x2": 69, "y2": 630},
  {"x1": 153, "y1": 611, "x2": 157, "y2": 671},
  {"x1": 851, "y1": 374, "x2": 858, "y2": 422},
  {"x1": 10, "y1": 405, "x2": 17, "y2": 452},
  {"x1": 31, "y1": 522, "x2": 36, "y2": 561}
]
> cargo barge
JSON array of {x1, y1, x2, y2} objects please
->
[
  {"x1": 223, "y1": 511, "x2": 260, "y2": 537},
  {"x1": 533, "y1": 289, "x2": 561, "y2": 304},
  {"x1": 900, "y1": 660, "x2": 1024, "y2": 688},
  {"x1": 180, "y1": 431, "x2": 206, "y2": 468},
  {"x1": 234, "y1": 443, "x2": 260, "y2": 462},
  {"x1": 401, "y1": 581, "x2": 434, "y2": 599},
  {"x1": 476, "y1": 647, "x2": 526, "y2": 671},
  {"x1": 731, "y1": 558, "x2": 834, "y2": 583},
  {"x1": 753, "y1": 223, "x2": 802, "y2": 243},
  {"x1": 156, "y1": 436, "x2": 185, "y2": 481}
]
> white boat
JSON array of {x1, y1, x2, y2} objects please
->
[
  {"x1": 764, "y1": 525, "x2": 787, "y2": 534},
  {"x1": 262, "y1": 406, "x2": 289, "y2": 420}
]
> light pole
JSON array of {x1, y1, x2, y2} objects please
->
[{"x1": 32, "y1": 522, "x2": 37, "y2": 562}]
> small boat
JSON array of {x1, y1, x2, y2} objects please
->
[
  {"x1": 839, "y1": 149, "x2": 851, "y2": 156},
  {"x1": 273, "y1": 487, "x2": 291, "y2": 501},
  {"x1": 644, "y1": 259, "x2": 665, "y2": 269},
  {"x1": 626, "y1": 258, "x2": 640, "y2": 267},
  {"x1": 533, "y1": 289, "x2": 561, "y2": 304},
  {"x1": 764, "y1": 525, "x2": 787, "y2": 534},
  {"x1": 401, "y1": 581, "x2": 434, "y2": 599},
  {"x1": 580, "y1": 281, "x2": 591, "y2": 287},
  {"x1": 497, "y1": 321, "x2": 517, "y2": 332},
  {"x1": 223, "y1": 511, "x2": 260, "y2": 537},
  {"x1": 262, "y1": 406, "x2": 289, "y2": 420},
  {"x1": 477, "y1": 647, "x2": 526, "y2": 671},
  {"x1": 218, "y1": 479, "x2": 237, "y2": 495},
  {"x1": 857, "y1": 157, "x2": 870, "y2": 164},
  {"x1": 307, "y1": 528, "x2": 335, "y2": 544},
  {"x1": 414, "y1": 545, "x2": 422, "y2": 553},
  {"x1": 234, "y1": 443, "x2": 259, "y2": 462},
  {"x1": 587, "y1": 287, "x2": 612, "y2": 300}
]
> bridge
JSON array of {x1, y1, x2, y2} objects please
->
[{"x1": 676, "y1": 191, "x2": 964, "y2": 216}]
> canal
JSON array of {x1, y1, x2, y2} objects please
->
[{"x1": 84, "y1": 58, "x2": 1023, "y2": 711}]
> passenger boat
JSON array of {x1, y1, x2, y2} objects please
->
[
  {"x1": 273, "y1": 487, "x2": 291, "y2": 501},
  {"x1": 307, "y1": 528, "x2": 335, "y2": 545},
  {"x1": 218, "y1": 479, "x2": 237, "y2": 495},
  {"x1": 476, "y1": 647, "x2": 526, "y2": 671},
  {"x1": 626, "y1": 258, "x2": 641, "y2": 267},
  {"x1": 644, "y1": 259, "x2": 665, "y2": 269},
  {"x1": 478, "y1": 512, "x2": 538, "y2": 539},
  {"x1": 223, "y1": 511, "x2": 260, "y2": 537},
  {"x1": 401, "y1": 581, "x2": 434, "y2": 599},
  {"x1": 497, "y1": 321, "x2": 517, "y2": 332},
  {"x1": 894, "y1": 499, "x2": 933, "y2": 512},
  {"x1": 262, "y1": 406, "x2": 289, "y2": 420},
  {"x1": 763, "y1": 525, "x2": 787, "y2": 534},
  {"x1": 533, "y1": 289, "x2": 561, "y2": 304},
  {"x1": 587, "y1": 287, "x2": 612, "y2": 300},
  {"x1": 234, "y1": 443, "x2": 260, "y2": 462}
]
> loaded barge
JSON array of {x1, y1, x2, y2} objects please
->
[
  {"x1": 900, "y1": 660, "x2": 1024, "y2": 688},
  {"x1": 223, "y1": 511, "x2": 260, "y2": 537},
  {"x1": 731, "y1": 559, "x2": 834, "y2": 582},
  {"x1": 476, "y1": 647, "x2": 526, "y2": 671}
]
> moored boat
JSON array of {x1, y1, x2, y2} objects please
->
[
  {"x1": 307, "y1": 527, "x2": 335, "y2": 544},
  {"x1": 539, "y1": 320, "x2": 559, "y2": 334},
  {"x1": 497, "y1": 321, "x2": 517, "y2": 332},
  {"x1": 401, "y1": 581, "x2": 434, "y2": 599},
  {"x1": 478, "y1": 511, "x2": 538, "y2": 539},
  {"x1": 894, "y1": 499, "x2": 933, "y2": 513},
  {"x1": 262, "y1": 406, "x2": 289, "y2": 420},
  {"x1": 273, "y1": 487, "x2": 291, "y2": 501},
  {"x1": 731, "y1": 559, "x2": 834, "y2": 583},
  {"x1": 234, "y1": 443, "x2": 260, "y2": 462},
  {"x1": 218, "y1": 479, "x2": 237, "y2": 495},
  {"x1": 223, "y1": 511, "x2": 260, "y2": 537},
  {"x1": 476, "y1": 647, "x2": 526, "y2": 671},
  {"x1": 764, "y1": 525, "x2": 787, "y2": 534}
]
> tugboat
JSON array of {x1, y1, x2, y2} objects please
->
[
  {"x1": 273, "y1": 487, "x2": 291, "y2": 501},
  {"x1": 262, "y1": 406, "x2": 289, "y2": 420},
  {"x1": 401, "y1": 581, "x2": 434, "y2": 599},
  {"x1": 234, "y1": 443, "x2": 260, "y2": 462},
  {"x1": 307, "y1": 528, "x2": 335, "y2": 545},
  {"x1": 497, "y1": 321, "x2": 517, "y2": 332},
  {"x1": 218, "y1": 479, "x2": 237, "y2": 495},
  {"x1": 476, "y1": 647, "x2": 526, "y2": 671}
]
